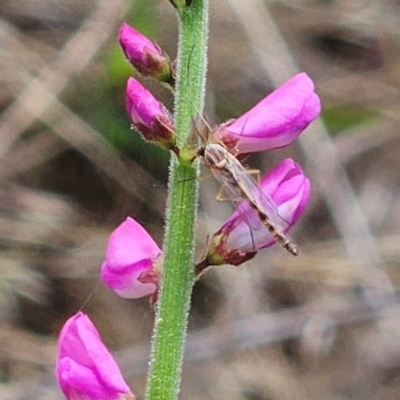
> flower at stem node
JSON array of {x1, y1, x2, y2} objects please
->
[
  {"x1": 101, "y1": 217, "x2": 162, "y2": 302},
  {"x1": 214, "y1": 73, "x2": 321, "y2": 154},
  {"x1": 197, "y1": 158, "x2": 310, "y2": 272},
  {"x1": 125, "y1": 77, "x2": 178, "y2": 153}
]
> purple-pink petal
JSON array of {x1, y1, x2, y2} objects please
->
[
  {"x1": 125, "y1": 78, "x2": 176, "y2": 150},
  {"x1": 126, "y1": 77, "x2": 166, "y2": 128},
  {"x1": 274, "y1": 175, "x2": 310, "y2": 225},
  {"x1": 118, "y1": 22, "x2": 173, "y2": 85},
  {"x1": 104, "y1": 217, "x2": 161, "y2": 266},
  {"x1": 259, "y1": 158, "x2": 297, "y2": 196},
  {"x1": 56, "y1": 312, "x2": 132, "y2": 399},
  {"x1": 101, "y1": 217, "x2": 161, "y2": 299},
  {"x1": 222, "y1": 159, "x2": 310, "y2": 254},
  {"x1": 58, "y1": 358, "x2": 116, "y2": 399},
  {"x1": 216, "y1": 73, "x2": 321, "y2": 153},
  {"x1": 119, "y1": 23, "x2": 160, "y2": 66},
  {"x1": 101, "y1": 260, "x2": 158, "y2": 299}
]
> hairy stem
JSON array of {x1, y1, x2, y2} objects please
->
[{"x1": 145, "y1": 1, "x2": 208, "y2": 399}]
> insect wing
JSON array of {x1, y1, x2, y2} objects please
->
[
  {"x1": 231, "y1": 162, "x2": 285, "y2": 230},
  {"x1": 209, "y1": 167, "x2": 241, "y2": 204},
  {"x1": 209, "y1": 166, "x2": 261, "y2": 229},
  {"x1": 236, "y1": 199, "x2": 264, "y2": 230}
]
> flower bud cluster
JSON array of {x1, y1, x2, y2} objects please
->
[{"x1": 119, "y1": 23, "x2": 178, "y2": 152}]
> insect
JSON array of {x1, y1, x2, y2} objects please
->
[{"x1": 198, "y1": 142, "x2": 299, "y2": 256}]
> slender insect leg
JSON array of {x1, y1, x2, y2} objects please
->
[{"x1": 245, "y1": 168, "x2": 261, "y2": 182}]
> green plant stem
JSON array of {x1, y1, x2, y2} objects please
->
[{"x1": 145, "y1": 1, "x2": 208, "y2": 400}]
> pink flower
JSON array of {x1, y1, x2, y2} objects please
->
[
  {"x1": 101, "y1": 217, "x2": 161, "y2": 299},
  {"x1": 214, "y1": 73, "x2": 321, "y2": 153},
  {"x1": 119, "y1": 23, "x2": 174, "y2": 85},
  {"x1": 126, "y1": 77, "x2": 177, "y2": 151},
  {"x1": 56, "y1": 312, "x2": 135, "y2": 400},
  {"x1": 199, "y1": 159, "x2": 310, "y2": 268}
]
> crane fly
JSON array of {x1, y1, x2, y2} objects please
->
[{"x1": 198, "y1": 143, "x2": 299, "y2": 256}]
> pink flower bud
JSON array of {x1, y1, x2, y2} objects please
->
[
  {"x1": 119, "y1": 23, "x2": 174, "y2": 85},
  {"x1": 101, "y1": 217, "x2": 162, "y2": 299},
  {"x1": 215, "y1": 73, "x2": 321, "y2": 153},
  {"x1": 56, "y1": 312, "x2": 135, "y2": 400},
  {"x1": 201, "y1": 159, "x2": 310, "y2": 268},
  {"x1": 126, "y1": 77, "x2": 177, "y2": 151}
]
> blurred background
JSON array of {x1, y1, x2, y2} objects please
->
[{"x1": 1, "y1": 0, "x2": 400, "y2": 398}]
